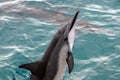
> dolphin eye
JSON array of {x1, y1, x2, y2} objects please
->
[{"x1": 65, "y1": 37, "x2": 68, "y2": 41}]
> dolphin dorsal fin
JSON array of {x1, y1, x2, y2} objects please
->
[{"x1": 19, "y1": 61, "x2": 39, "y2": 74}]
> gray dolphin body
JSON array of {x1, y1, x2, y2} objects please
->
[
  {"x1": 0, "y1": 1, "x2": 113, "y2": 36},
  {"x1": 19, "y1": 11, "x2": 79, "y2": 80}
]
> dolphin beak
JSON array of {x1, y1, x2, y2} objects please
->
[
  {"x1": 64, "y1": 11, "x2": 79, "y2": 38},
  {"x1": 69, "y1": 11, "x2": 79, "y2": 32}
]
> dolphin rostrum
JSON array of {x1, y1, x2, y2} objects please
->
[{"x1": 19, "y1": 11, "x2": 79, "y2": 80}]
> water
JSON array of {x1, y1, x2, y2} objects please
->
[{"x1": 0, "y1": 0, "x2": 120, "y2": 80}]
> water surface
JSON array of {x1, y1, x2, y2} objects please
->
[{"x1": 0, "y1": 0, "x2": 120, "y2": 80}]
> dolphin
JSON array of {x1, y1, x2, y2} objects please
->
[
  {"x1": 19, "y1": 11, "x2": 79, "y2": 80},
  {"x1": 0, "y1": 1, "x2": 113, "y2": 36}
]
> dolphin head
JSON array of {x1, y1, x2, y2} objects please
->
[{"x1": 63, "y1": 11, "x2": 79, "y2": 53}]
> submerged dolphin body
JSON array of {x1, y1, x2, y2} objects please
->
[
  {"x1": 19, "y1": 11, "x2": 79, "y2": 80},
  {"x1": 0, "y1": 1, "x2": 114, "y2": 36}
]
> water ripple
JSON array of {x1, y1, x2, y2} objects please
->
[
  {"x1": 0, "y1": 50, "x2": 15, "y2": 60},
  {"x1": 84, "y1": 4, "x2": 120, "y2": 14},
  {"x1": 0, "y1": 0, "x2": 120, "y2": 80},
  {"x1": 70, "y1": 68, "x2": 97, "y2": 80}
]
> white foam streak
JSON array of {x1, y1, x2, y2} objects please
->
[
  {"x1": 86, "y1": 4, "x2": 103, "y2": 10},
  {"x1": 0, "y1": 50, "x2": 15, "y2": 60},
  {"x1": 22, "y1": 0, "x2": 46, "y2": 1},
  {"x1": 0, "y1": 0, "x2": 21, "y2": 7},
  {"x1": 70, "y1": 68, "x2": 97, "y2": 80},
  {"x1": 0, "y1": 16, "x2": 16, "y2": 22},
  {"x1": 0, "y1": 45, "x2": 35, "y2": 61},
  {"x1": 115, "y1": 45, "x2": 120, "y2": 49},
  {"x1": 90, "y1": 27, "x2": 115, "y2": 36},
  {"x1": 41, "y1": 42, "x2": 48, "y2": 46},
  {"x1": 77, "y1": 56, "x2": 109, "y2": 65},
  {"x1": 26, "y1": 18, "x2": 53, "y2": 26},
  {"x1": 53, "y1": 4, "x2": 78, "y2": 9},
  {"x1": 0, "y1": 62, "x2": 9, "y2": 68},
  {"x1": 84, "y1": 4, "x2": 120, "y2": 14},
  {"x1": 1, "y1": 45, "x2": 34, "y2": 51},
  {"x1": 77, "y1": 54, "x2": 120, "y2": 65}
]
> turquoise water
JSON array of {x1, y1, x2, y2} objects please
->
[{"x1": 0, "y1": 0, "x2": 120, "y2": 80}]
